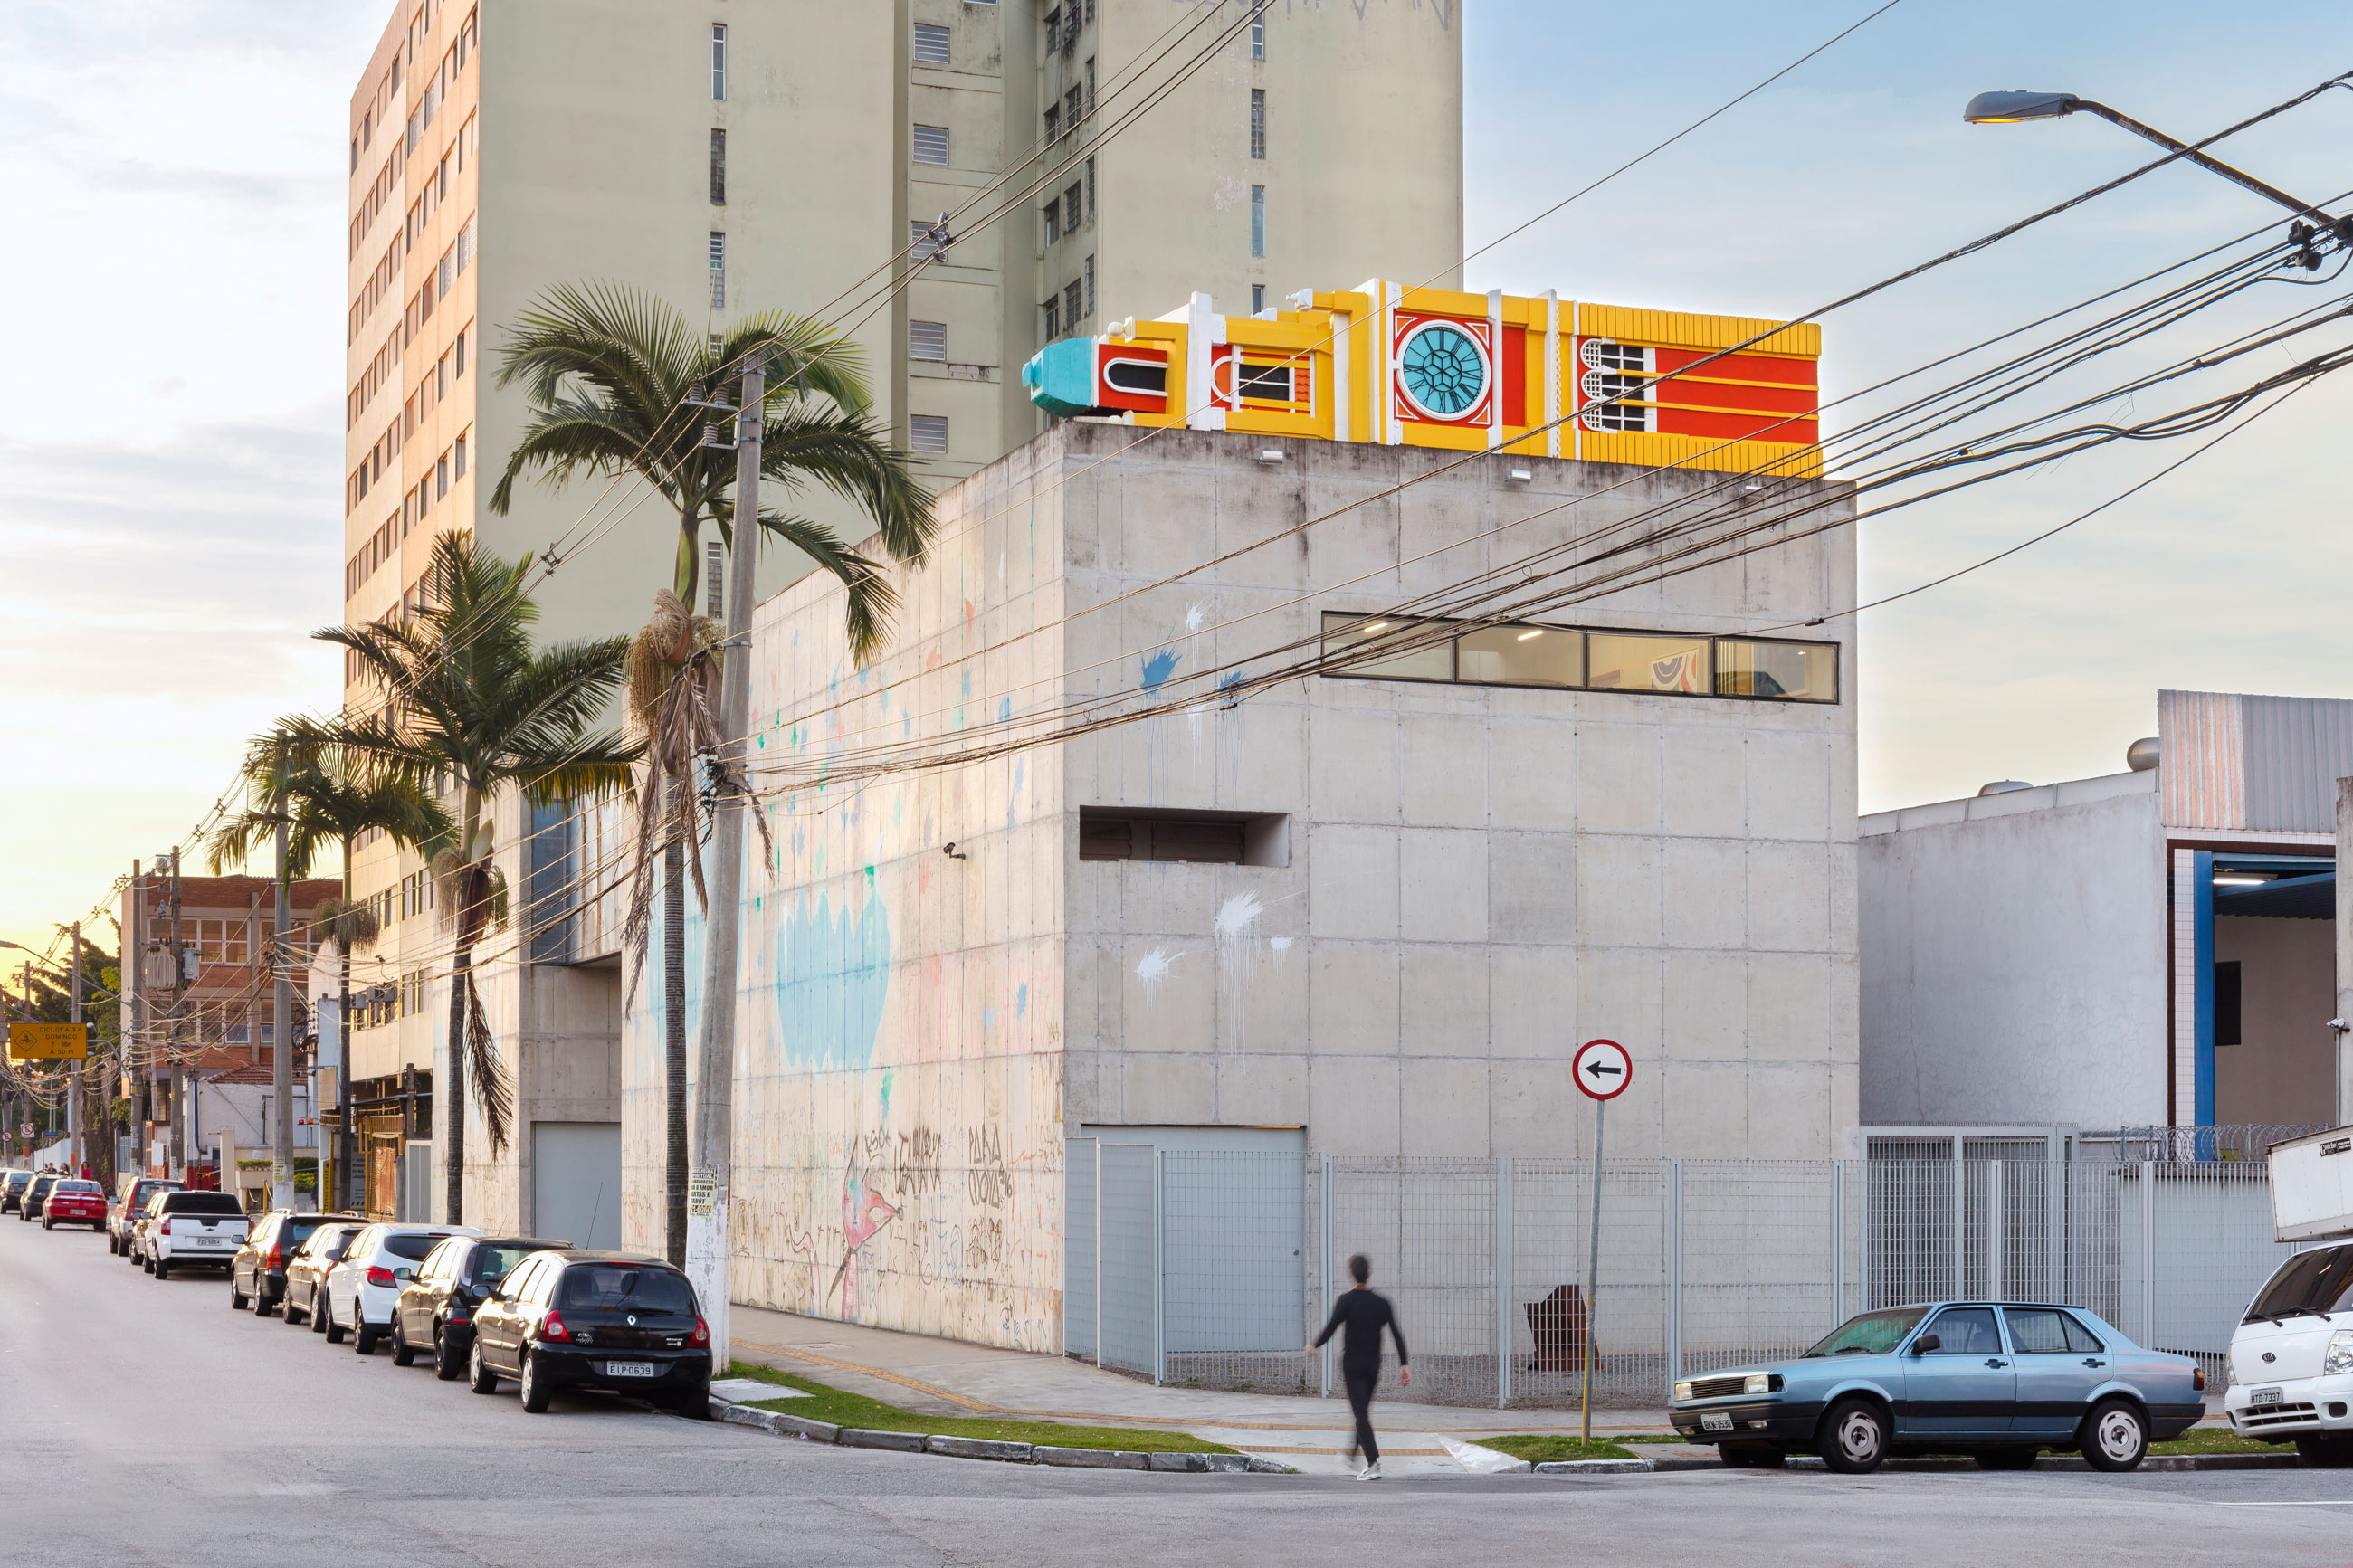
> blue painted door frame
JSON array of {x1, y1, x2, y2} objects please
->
[{"x1": 2193, "y1": 850, "x2": 2215, "y2": 1128}]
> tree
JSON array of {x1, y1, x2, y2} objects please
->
[
  {"x1": 487, "y1": 281, "x2": 936, "y2": 1263},
  {"x1": 307, "y1": 531, "x2": 639, "y2": 1224}
]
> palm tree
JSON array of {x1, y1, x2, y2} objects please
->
[
  {"x1": 306, "y1": 530, "x2": 639, "y2": 1224},
  {"x1": 486, "y1": 281, "x2": 936, "y2": 1264},
  {"x1": 205, "y1": 737, "x2": 453, "y2": 1212}
]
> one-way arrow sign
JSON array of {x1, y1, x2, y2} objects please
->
[{"x1": 1572, "y1": 1038, "x2": 1632, "y2": 1101}]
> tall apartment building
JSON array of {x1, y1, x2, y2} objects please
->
[{"x1": 338, "y1": 1, "x2": 1462, "y2": 1228}]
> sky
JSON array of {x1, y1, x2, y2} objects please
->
[{"x1": 3, "y1": 0, "x2": 2352, "y2": 959}]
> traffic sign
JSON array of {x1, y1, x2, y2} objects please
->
[
  {"x1": 1573, "y1": 1038, "x2": 1631, "y2": 1101},
  {"x1": 6, "y1": 1022, "x2": 89, "y2": 1060}
]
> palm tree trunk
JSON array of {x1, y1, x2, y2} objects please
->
[
  {"x1": 445, "y1": 948, "x2": 468, "y2": 1224},
  {"x1": 664, "y1": 816, "x2": 688, "y2": 1267}
]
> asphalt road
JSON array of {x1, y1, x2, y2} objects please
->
[{"x1": 8, "y1": 1213, "x2": 2353, "y2": 1568}]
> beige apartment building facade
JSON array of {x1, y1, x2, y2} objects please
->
[{"x1": 337, "y1": 0, "x2": 1463, "y2": 1228}]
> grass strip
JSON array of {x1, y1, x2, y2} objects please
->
[
  {"x1": 723, "y1": 1361, "x2": 1236, "y2": 1454},
  {"x1": 2148, "y1": 1426, "x2": 2282, "y2": 1457},
  {"x1": 1478, "y1": 1434, "x2": 1636, "y2": 1464}
]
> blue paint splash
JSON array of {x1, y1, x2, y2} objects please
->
[
  {"x1": 997, "y1": 697, "x2": 1012, "y2": 724},
  {"x1": 1016, "y1": 983, "x2": 1028, "y2": 1018},
  {"x1": 1217, "y1": 671, "x2": 1244, "y2": 693},
  {"x1": 1141, "y1": 650, "x2": 1180, "y2": 690},
  {"x1": 775, "y1": 892, "x2": 893, "y2": 1070}
]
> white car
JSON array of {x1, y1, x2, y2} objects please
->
[
  {"x1": 2224, "y1": 1241, "x2": 2353, "y2": 1463},
  {"x1": 143, "y1": 1190, "x2": 251, "y2": 1278},
  {"x1": 321, "y1": 1222, "x2": 477, "y2": 1354}
]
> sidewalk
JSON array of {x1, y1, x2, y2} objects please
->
[{"x1": 726, "y1": 1304, "x2": 1694, "y2": 1477}]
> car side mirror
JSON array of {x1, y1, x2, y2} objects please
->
[
  {"x1": 1911, "y1": 1334, "x2": 1939, "y2": 1355},
  {"x1": 394, "y1": 1267, "x2": 413, "y2": 1282}
]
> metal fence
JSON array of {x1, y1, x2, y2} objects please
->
[{"x1": 1069, "y1": 1145, "x2": 2305, "y2": 1407}]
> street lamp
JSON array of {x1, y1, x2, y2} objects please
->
[{"x1": 1964, "y1": 90, "x2": 2350, "y2": 257}]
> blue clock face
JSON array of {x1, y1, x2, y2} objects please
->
[{"x1": 1397, "y1": 322, "x2": 1488, "y2": 419}]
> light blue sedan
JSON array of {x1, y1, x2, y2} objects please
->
[{"x1": 1668, "y1": 1301, "x2": 2205, "y2": 1474}]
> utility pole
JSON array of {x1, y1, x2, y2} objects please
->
[
  {"x1": 167, "y1": 845, "x2": 185, "y2": 1180},
  {"x1": 271, "y1": 732, "x2": 295, "y2": 1212},
  {"x1": 130, "y1": 859, "x2": 148, "y2": 1173},
  {"x1": 68, "y1": 921, "x2": 82, "y2": 1177},
  {"x1": 688, "y1": 352, "x2": 765, "y2": 1367}
]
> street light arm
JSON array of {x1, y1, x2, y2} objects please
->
[{"x1": 2068, "y1": 99, "x2": 2331, "y2": 221}]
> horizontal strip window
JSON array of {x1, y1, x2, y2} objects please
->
[
  {"x1": 1079, "y1": 807, "x2": 1289, "y2": 866},
  {"x1": 1319, "y1": 612, "x2": 1838, "y2": 704}
]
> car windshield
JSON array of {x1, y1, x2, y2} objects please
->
[
  {"x1": 1804, "y1": 1307, "x2": 1929, "y2": 1357},
  {"x1": 2247, "y1": 1245, "x2": 2353, "y2": 1323},
  {"x1": 557, "y1": 1263, "x2": 697, "y2": 1314},
  {"x1": 384, "y1": 1233, "x2": 450, "y2": 1262},
  {"x1": 473, "y1": 1245, "x2": 542, "y2": 1285}
]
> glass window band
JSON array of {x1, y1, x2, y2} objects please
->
[{"x1": 1319, "y1": 612, "x2": 1837, "y2": 705}]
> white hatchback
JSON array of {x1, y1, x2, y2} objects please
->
[{"x1": 322, "y1": 1223, "x2": 478, "y2": 1354}]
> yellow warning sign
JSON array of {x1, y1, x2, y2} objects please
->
[{"x1": 6, "y1": 1023, "x2": 88, "y2": 1060}]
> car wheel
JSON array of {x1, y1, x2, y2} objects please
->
[
  {"x1": 41, "y1": 1216, "x2": 52, "y2": 1231},
  {"x1": 391, "y1": 1317, "x2": 417, "y2": 1367},
  {"x1": 141, "y1": 1250, "x2": 154, "y2": 1274},
  {"x1": 2080, "y1": 1398, "x2": 2148, "y2": 1472},
  {"x1": 283, "y1": 1288, "x2": 307, "y2": 1326},
  {"x1": 1718, "y1": 1442, "x2": 1784, "y2": 1468},
  {"x1": 154, "y1": 1259, "x2": 171, "y2": 1280},
  {"x1": 252, "y1": 1280, "x2": 273, "y2": 1316},
  {"x1": 2295, "y1": 1434, "x2": 2353, "y2": 1468},
  {"x1": 1818, "y1": 1397, "x2": 1890, "y2": 1475},
  {"x1": 670, "y1": 1378, "x2": 713, "y2": 1421},
  {"x1": 468, "y1": 1339, "x2": 500, "y2": 1395},
  {"x1": 1975, "y1": 1448, "x2": 2040, "y2": 1471},
  {"x1": 324, "y1": 1298, "x2": 346, "y2": 1345},
  {"x1": 107, "y1": 1231, "x2": 119, "y2": 1255},
  {"x1": 311, "y1": 1292, "x2": 329, "y2": 1335},
  {"x1": 229, "y1": 1274, "x2": 249, "y2": 1311},
  {"x1": 519, "y1": 1352, "x2": 551, "y2": 1414},
  {"x1": 354, "y1": 1320, "x2": 378, "y2": 1356},
  {"x1": 434, "y1": 1326, "x2": 462, "y2": 1382}
]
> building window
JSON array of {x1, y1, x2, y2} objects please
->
[
  {"x1": 1043, "y1": 105, "x2": 1060, "y2": 143},
  {"x1": 1250, "y1": 0, "x2": 1265, "y2": 58},
  {"x1": 453, "y1": 432, "x2": 468, "y2": 480},
  {"x1": 455, "y1": 325, "x2": 468, "y2": 377},
  {"x1": 1065, "y1": 84, "x2": 1082, "y2": 131},
  {"x1": 1044, "y1": 7, "x2": 1062, "y2": 52},
  {"x1": 1250, "y1": 184, "x2": 1265, "y2": 256},
  {"x1": 1079, "y1": 808, "x2": 1287, "y2": 867},
  {"x1": 711, "y1": 23, "x2": 727, "y2": 99},
  {"x1": 436, "y1": 452, "x2": 450, "y2": 499},
  {"x1": 910, "y1": 319, "x2": 947, "y2": 361},
  {"x1": 1084, "y1": 254, "x2": 1095, "y2": 316},
  {"x1": 1579, "y1": 370, "x2": 1653, "y2": 432},
  {"x1": 910, "y1": 219, "x2": 945, "y2": 261},
  {"x1": 1249, "y1": 88, "x2": 1265, "y2": 158},
  {"x1": 1251, "y1": 284, "x2": 1265, "y2": 314},
  {"x1": 1087, "y1": 156, "x2": 1096, "y2": 216},
  {"x1": 1086, "y1": 56, "x2": 1096, "y2": 113},
  {"x1": 709, "y1": 232, "x2": 726, "y2": 309},
  {"x1": 1064, "y1": 179, "x2": 1082, "y2": 231},
  {"x1": 2216, "y1": 960, "x2": 2243, "y2": 1047},
  {"x1": 457, "y1": 215, "x2": 474, "y2": 273},
  {"x1": 910, "y1": 413, "x2": 948, "y2": 454},
  {"x1": 912, "y1": 23, "x2": 950, "y2": 65},
  {"x1": 912, "y1": 123, "x2": 949, "y2": 165},
  {"x1": 1043, "y1": 295, "x2": 1060, "y2": 339},
  {"x1": 1064, "y1": 278, "x2": 1083, "y2": 328},
  {"x1": 710, "y1": 128, "x2": 726, "y2": 204},
  {"x1": 1318, "y1": 612, "x2": 1840, "y2": 703},
  {"x1": 705, "y1": 538, "x2": 724, "y2": 616},
  {"x1": 1043, "y1": 196, "x2": 1061, "y2": 245}
]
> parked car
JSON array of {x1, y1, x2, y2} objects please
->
[
  {"x1": 230, "y1": 1212, "x2": 356, "y2": 1316},
  {"x1": 465, "y1": 1250, "x2": 712, "y2": 1416},
  {"x1": 109, "y1": 1175, "x2": 182, "y2": 1255},
  {"x1": 321, "y1": 1223, "x2": 476, "y2": 1354},
  {"x1": 394, "y1": 1234, "x2": 569, "y2": 1378},
  {"x1": 1668, "y1": 1300, "x2": 2204, "y2": 1474},
  {"x1": 1, "y1": 1170, "x2": 33, "y2": 1213},
  {"x1": 285, "y1": 1221, "x2": 367, "y2": 1329},
  {"x1": 19, "y1": 1173, "x2": 61, "y2": 1222},
  {"x1": 41, "y1": 1178, "x2": 106, "y2": 1231},
  {"x1": 2222, "y1": 1241, "x2": 2353, "y2": 1463},
  {"x1": 141, "y1": 1189, "x2": 252, "y2": 1278}
]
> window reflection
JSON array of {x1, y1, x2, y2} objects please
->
[
  {"x1": 1717, "y1": 638, "x2": 1835, "y2": 702},
  {"x1": 1587, "y1": 633, "x2": 1710, "y2": 693},
  {"x1": 1319, "y1": 613, "x2": 1453, "y2": 681},
  {"x1": 1457, "y1": 623, "x2": 1583, "y2": 687}
]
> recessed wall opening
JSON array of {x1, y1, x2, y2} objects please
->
[{"x1": 1079, "y1": 807, "x2": 1289, "y2": 867}]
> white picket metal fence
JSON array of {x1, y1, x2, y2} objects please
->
[{"x1": 1065, "y1": 1142, "x2": 2304, "y2": 1407}]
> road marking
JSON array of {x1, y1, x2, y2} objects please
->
[{"x1": 2200, "y1": 1500, "x2": 2353, "y2": 1507}]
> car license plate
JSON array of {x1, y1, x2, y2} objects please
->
[
  {"x1": 606, "y1": 1361, "x2": 658, "y2": 1379},
  {"x1": 1701, "y1": 1411, "x2": 1734, "y2": 1433},
  {"x1": 2253, "y1": 1386, "x2": 2283, "y2": 1406}
]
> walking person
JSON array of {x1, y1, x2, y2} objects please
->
[{"x1": 1310, "y1": 1253, "x2": 1410, "y2": 1479}]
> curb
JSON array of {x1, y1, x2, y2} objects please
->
[{"x1": 710, "y1": 1397, "x2": 1288, "y2": 1473}]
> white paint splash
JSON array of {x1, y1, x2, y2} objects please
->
[
  {"x1": 1185, "y1": 603, "x2": 1205, "y2": 633},
  {"x1": 1269, "y1": 936, "x2": 1294, "y2": 956},
  {"x1": 1215, "y1": 892, "x2": 1267, "y2": 1052},
  {"x1": 1135, "y1": 946, "x2": 1183, "y2": 999},
  {"x1": 1215, "y1": 889, "x2": 1264, "y2": 938}
]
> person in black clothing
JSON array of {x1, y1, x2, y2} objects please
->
[{"x1": 1310, "y1": 1252, "x2": 1410, "y2": 1479}]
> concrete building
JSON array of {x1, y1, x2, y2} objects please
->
[
  {"x1": 622, "y1": 411, "x2": 1861, "y2": 1351},
  {"x1": 337, "y1": 0, "x2": 1462, "y2": 1233},
  {"x1": 1861, "y1": 689, "x2": 2352, "y2": 1136}
]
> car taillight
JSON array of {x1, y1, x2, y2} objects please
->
[
  {"x1": 159, "y1": 1221, "x2": 172, "y2": 1236},
  {"x1": 267, "y1": 1248, "x2": 284, "y2": 1270},
  {"x1": 364, "y1": 1266, "x2": 396, "y2": 1288},
  {"x1": 690, "y1": 1316, "x2": 710, "y2": 1348},
  {"x1": 2194, "y1": 1366, "x2": 2207, "y2": 1392},
  {"x1": 539, "y1": 1310, "x2": 571, "y2": 1344}
]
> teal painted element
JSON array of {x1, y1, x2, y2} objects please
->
[
  {"x1": 776, "y1": 891, "x2": 892, "y2": 1070},
  {"x1": 1141, "y1": 649, "x2": 1179, "y2": 690},
  {"x1": 1016, "y1": 983, "x2": 1028, "y2": 1018},
  {"x1": 1022, "y1": 338, "x2": 1101, "y2": 417}
]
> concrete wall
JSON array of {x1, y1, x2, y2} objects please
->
[
  {"x1": 629, "y1": 420, "x2": 1860, "y2": 1349},
  {"x1": 2214, "y1": 915, "x2": 2336, "y2": 1126},
  {"x1": 1859, "y1": 771, "x2": 2167, "y2": 1128}
]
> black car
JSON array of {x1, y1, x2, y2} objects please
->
[
  {"x1": 1, "y1": 1171, "x2": 32, "y2": 1214},
  {"x1": 230, "y1": 1212, "x2": 357, "y2": 1316},
  {"x1": 466, "y1": 1250, "x2": 712, "y2": 1416},
  {"x1": 285, "y1": 1221, "x2": 367, "y2": 1328},
  {"x1": 394, "y1": 1234, "x2": 568, "y2": 1379},
  {"x1": 19, "y1": 1174, "x2": 60, "y2": 1222}
]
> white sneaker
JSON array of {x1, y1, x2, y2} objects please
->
[{"x1": 1357, "y1": 1460, "x2": 1384, "y2": 1480}]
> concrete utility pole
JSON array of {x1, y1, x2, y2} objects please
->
[
  {"x1": 68, "y1": 921, "x2": 82, "y2": 1177},
  {"x1": 130, "y1": 859, "x2": 148, "y2": 1172},
  {"x1": 272, "y1": 733, "x2": 296, "y2": 1211},
  {"x1": 167, "y1": 846, "x2": 186, "y2": 1179},
  {"x1": 687, "y1": 353, "x2": 765, "y2": 1366}
]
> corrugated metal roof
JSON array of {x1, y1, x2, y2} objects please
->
[{"x1": 2158, "y1": 689, "x2": 2353, "y2": 832}]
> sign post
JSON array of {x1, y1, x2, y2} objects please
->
[{"x1": 1572, "y1": 1037, "x2": 1633, "y2": 1447}]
